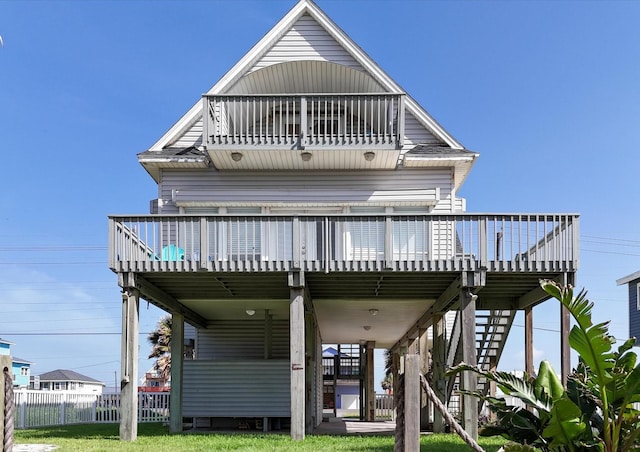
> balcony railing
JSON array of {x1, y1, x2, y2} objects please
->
[
  {"x1": 203, "y1": 93, "x2": 405, "y2": 150},
  {"x1": 108, "y1": 214, "x2": 579, "y2": 273},
  {"x1": 322, "y1": 356, "x2": 362, "y2": 380}
]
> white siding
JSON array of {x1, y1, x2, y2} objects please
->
[
  {"x1": 402, "y1": 112, "x2": 443, "y2": 147},
  {"x1": 196, "y1": 320, "x2": 289, "y2": 359},
  {"x1": 172, "y1": 118, "x2": 203, "y2": 149},
  {"x1": 183, "y1": 360, "x2": 290, "y2": 417},
  {"x1": 158, "y1": 168, "x2": 454, "y2": 213},
  {"x1": 250, "y1": 14, "x2": 364, "y2": 73}
]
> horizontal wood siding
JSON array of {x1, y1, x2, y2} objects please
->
[
  {"x1": 182, "y1": 360, "x2": 290, "y2": 417},
  {"x1": 158, "y1": 168, "x2": 454, "y2": 213},
  {"x1": 197, "y1": 320, "x2": 289, "y2": 359},
  {"x1": 251, "y1": 14, "x2": 363, "y2": 72}
]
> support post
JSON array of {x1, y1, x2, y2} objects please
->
[
  {"x1": 460, "y1": 288, "x2": 478, "y2": 440},
  {"x1": 560, "y1": 273, "x2": 572, "y2": 386},
  {"x1": 169, "y1": 312, "x2": 184, "y2": 433},
  {"x1": 431, "y1": 313, "x2": 446, "y2": 433},
  {"x1": 289, "y1": 271, "x2": 305, "y2": 441},
  {"x1": 120, "y1": 288, "x2": 140, "y2": 441},
  {"x1": 525, "y1": 306, "x2": 534, "y2": 378},
  {"x1": 392, "y1": 351, "x2": 400, "y2": 421},
  {"x1": 365, "y1": 341, "x2": 375, "y2": 421},
  {"x1": 404, "y1": 354, "x2": 420, "y2": 452}
]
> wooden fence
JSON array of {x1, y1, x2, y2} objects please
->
[{"x1": 13, "y1": 390, "x2": 169, "y2": 428}]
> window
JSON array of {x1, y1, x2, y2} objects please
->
[
  {"x1": 636, "y1": 282, "x2": 640, "y2": 311},
  {"x1": 20, "y1": 367, "x2": 28, "y2": 376},
  {"x1": 227, "y1": 207, "x2": 261, "y2": 260}
]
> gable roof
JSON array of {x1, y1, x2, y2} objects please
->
[
  {"x1": 37, "y1": 369, "x2": 104, "y2": 385},
  {"x1": 147, "y1": 0, "x2": 464, "y2": 154},
  {"x1": 617, "y1": 270, "x2": 640, "y2": 286}
]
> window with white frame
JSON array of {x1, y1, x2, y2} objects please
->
[
  {"x1": 20, "y1": 367, "x2": 28, "y2": 376},
  {"x1": 636, "y1": 282, "x2": 640, "y2": 311}
]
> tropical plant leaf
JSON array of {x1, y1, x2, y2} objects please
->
[
  {"x1": 541, "y1": 280, "x2": 615, "y2": 385},
  {"x1": 535, "y1": 360, "x2": 564, "y2": 402},
  {"x1": 621, "y1": 364, "x2": 640, "y2": 406},
  {"x1": 447, "y1": 363, "x2": 552, "y2": 412},
  {"x1": 542, "y1": 396, "x2": 586, "y2": 449}
]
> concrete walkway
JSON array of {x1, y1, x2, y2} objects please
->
[
  {"x1": 13, "y1": 445, "x2": 58, "y2": 452},
  {"x1": 314, "y1": 418, "x2": 396, "y2": 435}
]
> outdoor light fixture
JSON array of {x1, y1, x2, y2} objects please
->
[
  {"x1": 231, "y1": 152, "x2": 243, "y2": 162},
  {"x1": 363, "y1": 151, "x2": 376, "y2": 161},
  {"x1": 369, "y1": 308, "x2": 379, "y2": 316},
  {"x1": 245, "y1": 309, "x2": 256, "y2": 316},
  {"x1": 300, "y1": 152, "x2": 313, "y2": 162}
]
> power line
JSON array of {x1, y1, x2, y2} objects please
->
[
  {"x1": 582, "y1": 248, "x2": 640, "y2": 257},
  {"x1": 582, "y1": 235, "x2": 640, "y2": 244}
]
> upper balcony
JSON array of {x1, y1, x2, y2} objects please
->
[
  {"x1": 202, "y1": 93, "x2": 405, "y2": 170},
  {"x1": 108, "y1": 213, "x2": 579, "y2": 275}
]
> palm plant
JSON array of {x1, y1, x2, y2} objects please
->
[
  {"x1": 147, "y1": 314, "x2": 172, "y2": 379},
  {"x1": 447, "y1": 279, "x2": 640, "y2": 452}
]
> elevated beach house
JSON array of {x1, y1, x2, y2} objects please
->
[{"x1": 109, "y1": 0, "x2": 579, "y2": 441}]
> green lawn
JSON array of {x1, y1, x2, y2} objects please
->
[{"x1": 15, "y1": 423, "x2": 507, "y2": 451}]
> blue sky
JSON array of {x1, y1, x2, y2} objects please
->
[{"x1": 1, "y1": 0, "x2": 639, "y2": 392}]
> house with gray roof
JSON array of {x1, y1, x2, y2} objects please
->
[{"x1": 32, "y1": 369, "x2": 105, "y2": 395}]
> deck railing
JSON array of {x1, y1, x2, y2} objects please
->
[
  {"x1": 108, "y1": 213, "x2": 579, "y2": 273},
  {"x1": 203, "y1": 93, "x2": 405, "y2": 150}
]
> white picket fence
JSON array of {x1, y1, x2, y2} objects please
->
[
  {"x1": 13, "y1": 390, "x2": 170, "y2": 429},
  {"x1": 375, "y1": 393, "x2": 395, "y2": 421}
]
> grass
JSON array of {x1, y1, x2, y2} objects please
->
[{"x1": 15, "y1": 423, "x2": 507, "y2": 451}]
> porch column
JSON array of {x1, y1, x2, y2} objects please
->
[
  {"x1": 289, "y1": 271, "x2": 305, "y2": 441},
  {"x1": 169, "y1": 312, "x2": 184, "y2": 433},
  {"x1": 525, "y1": 306, "x2": 534, "y2": 378},
  {"x1": 460, "y1": 288, "x2": 478, "y2": 440},
  {"x1": 404, "y1": 354, "x2": 421, "y2": 452},
  {"x1": 120, "y1": 287, "x2": 139, "y2": 441},
  {"x1": 365, "y1": 341, "x2": 375, "y2": 421},
  {"x1": 431, "y1": 313, "x2": 447, "y2": 433}
]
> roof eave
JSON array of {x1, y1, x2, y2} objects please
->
[{"x1": 617, "y1": 270, "x2": 640, "y2": 286}]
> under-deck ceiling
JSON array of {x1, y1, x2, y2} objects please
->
[{"x1": 135, "y1": 270, "x2": 564, "y2": 348}]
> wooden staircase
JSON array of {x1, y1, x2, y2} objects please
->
[{"x1": 445, "y1": 309, "x2": 516, "y2": 412}]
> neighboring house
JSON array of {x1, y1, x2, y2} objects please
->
[
  {"x1": 322, "y1": 346, "x2": 360, "y2": 411},
  {"x1": 616, "y1": 270, "x2": 640, "y2": 345},
  {"x1": 32, "y1": 369, "x2": 105, "y2": 395},
  {"x1": 109, "y1": 0, "x2": 579, "y2": 440},
  {"x1": 139, "y1": 368, "x2": 170, "y2": 393},
  {"x1": 0, "y1": 338, "x2": 33, "y2": 388}
]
